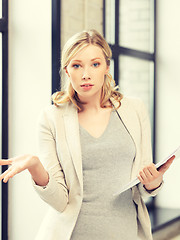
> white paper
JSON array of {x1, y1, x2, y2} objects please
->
[{"x1": 113, "y1": 145, "x2": 180, "y2": 196}]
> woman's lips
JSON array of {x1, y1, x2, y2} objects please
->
[{"x1": 80, "y1": 84, "x2": 94, "y2": 91}]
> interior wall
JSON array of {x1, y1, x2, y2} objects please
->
[
  {"x1": 8, "y1": 1, "x2": 51, "y2": 239},
  {"x1": 156, "y1": 0, "x2": 180, "y2": 208}
]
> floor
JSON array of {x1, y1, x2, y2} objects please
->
[
  {"x1": 171, "y1": 234, "x2": 180, "y2": 240},
  {"x1": 153, "y1": 219, "x2": 180, "y2": 240}
]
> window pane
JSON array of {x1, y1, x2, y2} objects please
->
[
  {"x1": 119, "y1": 0, "x2": 154, "y2": 52},
  {"x1": 0, "y1": 0, "x2": 2, "y2": 18},
  {"x1": 110, "y1": 59, "x2": 114, "y2": 79},
  {"x1": 105, "y1": 0, "x2": 115, "y2": 44},
  {"x1": 119, "y1": 55, "x2": 154, "y2": 126}
]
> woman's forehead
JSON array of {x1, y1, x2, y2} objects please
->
[{"x1": 70, "y1": 45, "x2": 105, "y2": 62}]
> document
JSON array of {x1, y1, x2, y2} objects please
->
[{"x1": 113, "y1": 145, "x2": 180, "y2": 196}]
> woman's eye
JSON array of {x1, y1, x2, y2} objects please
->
[
  {"x1": 73, "y1": 64, "x2": 80, "y2": 69},
  {"x1": 93, "y1": 62, "x2": 100, "y2": 67}
]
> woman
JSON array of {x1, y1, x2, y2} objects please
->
[{"x1": 0, "y1": 29, "x2": 174, "y2": 240}]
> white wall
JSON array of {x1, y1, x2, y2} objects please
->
[
  {"x1": 8, "y1": 1, "x2": 51, "y2": 239},
  {"x1": 156, "y1": 0, "x2": 180, "y2": 208}
]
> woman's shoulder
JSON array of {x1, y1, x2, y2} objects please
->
[
  {"x1": 38, "y1": 102, "x2": 75, "y2": 124},
  {"x1": 111, "y1": 94, "x2": 146, "y2": 111},
  {"x1": 119, "y1": 96, "x2": 149, "y2": 117},
  {"x1": 121, "y1": 96, "x2": 146, "y2": 109},
  {"x1": 121, "y1": 96, "x2": 145, "y2": 106},
  {"x1": 41, "y1": 101, "x2": 73, "y2": 116}
]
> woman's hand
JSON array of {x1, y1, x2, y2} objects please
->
[
  {"x1": 0, "y1": 154, "x2": 39, "y2": 183},
  {"x1": 138, "y1": 155, "x2": 175, "y2": 191},
  {"x1": 0, "y1": 155, "x2": 49, "y2": 186}
]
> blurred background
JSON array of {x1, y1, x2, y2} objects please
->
[{"x1": 0, "y1": 0, "x2": 180, "y2": 239}]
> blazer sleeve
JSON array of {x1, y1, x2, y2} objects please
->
[
  {"x1": 32, "y1": 108, "x2": 69, "y2": 212},
  {"x1": 136, "y1": 99, "x2": 163, "y2": 198}
]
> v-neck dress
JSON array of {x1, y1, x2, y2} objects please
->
[{"x1": 70, "y1": 110, "x2": 137, "y2": 240}]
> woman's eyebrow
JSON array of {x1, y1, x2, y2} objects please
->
[
  {"x1": 71, "y1": 58, "x2": 101, "y2": 63},
  {"x1": 71, "y1": 59, "x2": 82, "y2": 62},
  {"x1": 91, "y1": 58, "x2": 101, "y2": 61}
]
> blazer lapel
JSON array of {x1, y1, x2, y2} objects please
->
[
  {"x1": 117, "y1": 101, "x2": 139, "y2": 149},
  {"x1": 63, "y1": 103, "x2": 83, "y2": 192},
  {"x1": 112, "y1": 98, "x2": 139, "y2": 151},
  {"x1": 115, "y1": 98, "x2": 142, "y2": 179}
]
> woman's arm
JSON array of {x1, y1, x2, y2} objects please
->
[
  {"x1": 32, "y1": 108, "x2": 69, "y2": 212},
  {"x1": 135, "y1": 99, "x2": 175, "y2": 193},
  {"x1": 0, "y1": 107, "x2": 69, "y2": 213}
]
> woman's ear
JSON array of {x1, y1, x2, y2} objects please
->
[
  {"x1": 65, "y1": 67, "x2": 70, "y2": 77},
  {"x1": 105, "y1": 65, "x2": 110, "y2": 74}
]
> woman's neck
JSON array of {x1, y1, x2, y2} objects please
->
[
  {"x1": 78, "y1": 100, "x2": 101, "y2": 113},
  {"x1": 77, "y1": 98, "x2": 112, "y2": 114}
]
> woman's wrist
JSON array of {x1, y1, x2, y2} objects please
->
[
  {"x1": 144, "y1": 179, "x2": 163, "y2": 191},
  {"x1": 28, "y1": 156, "x2": 49, "y2": 186},
  {"x1": 27, "y1": 155, "x2": 40, "y2": 169}
]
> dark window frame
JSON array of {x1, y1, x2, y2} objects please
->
[
  {"x1": 103, "y1": 0, "x2": 157, "y2": 209},
  {"x1": 1, "y1": 0, "x2": 9, "y2": 239},
  {"x1": 52, "y1": 0, "x2": 61, "y2": 94}
]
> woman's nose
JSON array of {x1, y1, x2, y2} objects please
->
[{"x1": 82, "y1": 69, "x2": 91, "y2": 80}]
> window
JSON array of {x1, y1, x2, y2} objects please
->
[
  {"x1": 104, "y1": 0, "x2": 156, "y2": 149},
  {"x1": 103, "y1": 0, "x2": 156, "y2": 207}
]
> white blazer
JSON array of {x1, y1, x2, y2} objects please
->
[{"x1": 33, "y1": 97, "x2": 162, "y2": 240}]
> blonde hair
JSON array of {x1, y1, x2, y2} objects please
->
[{"x1": 52, "y1": 29, "x2": 123, "y2": 110}]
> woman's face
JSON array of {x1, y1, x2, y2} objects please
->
[{"x1": 66, "y1": 44, "x2": 109, "y2": 102}]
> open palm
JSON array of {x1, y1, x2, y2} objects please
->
[{"x1": 0, "y1": 155, "x2": 38, "y2": 183}]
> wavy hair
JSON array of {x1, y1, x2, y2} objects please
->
[{"x1": 52, "y1": 29, "x2": 123, "y2": 110}]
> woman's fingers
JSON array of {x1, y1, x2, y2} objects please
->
[
  {"x1": 158, "y1": 155, "x2": 175, "y2": 174},
  {"x1": 138, "y1": 165, "x2": 163, "y2": 190},
  {"x1": 0, "y1": 159, "x2": 15, "y2": 182},
  {"x1": 138, "y1": 164, "x2": 159, "y2": 184},
  {"x1": 0, "y1": 160, "x2": 23, "y2": 183},
  {"x1": 3, "y1": 167, "x2": 19, "y2": 183},
  {"x1": 0, "y1": 167, "x2": 12, "y2": 182},
  {"x1": 1, "y1": 165, "x2": 22, "y2": 183},
  {"x1": 0, "y1": 159, "x2": 12, "y2": 166}
]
